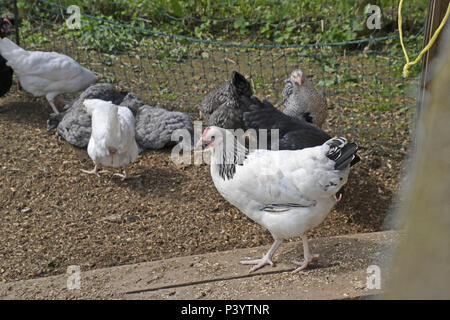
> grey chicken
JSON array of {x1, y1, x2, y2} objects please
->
[
  {"x1": 47, "y1": 83, "x2": 127, "y2": 148},
  {"x1": 47, "y1": 83, "x2": 194, "y2": 151},
  {"x1": 200, "y1": 71, "x2": 253, "y2": 129},
  {"x1": 135, "y1": 105, "x2": 193, "y2": 150},
  {"x1": 282, "y1": 68, "x2": 327, "y2": 128}
]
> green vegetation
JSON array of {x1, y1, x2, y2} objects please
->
[{"x1": 13, "y1": 0, "x2": 426, "y2": 46}]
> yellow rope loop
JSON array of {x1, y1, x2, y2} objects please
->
[{"x1": 398, "y1": 0, "x2": 450, "y2": 78}]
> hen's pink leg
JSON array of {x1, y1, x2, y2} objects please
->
[
  {"x1": 292, "y1": 235, "x2": 319, "y2": 273},
  {"x1": 240, "y1": 239, "x2": 282, "y2": 273},
  {"x1": 113, "y1": 166, "x2": 140, "y2": 181},
  {"x1": 81, "y1": 164, "x2": 100, "y2": 177},
  {"x1": 81, "y1": 164, "x2": 109, "y2": 177}
]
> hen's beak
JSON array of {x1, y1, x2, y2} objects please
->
[{"x1": 195, "y1": 138, "x2": 211, "y2": 151}]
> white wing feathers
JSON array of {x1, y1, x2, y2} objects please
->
[
  {"x1": 220, "y1": 145, "x2": 348, "y2": 208},
  {"x1": 117, "y1": 106, "x2": 136, "y2": 154}
]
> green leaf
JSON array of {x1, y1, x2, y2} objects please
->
[
  {"x1": 170, "y1": 0, "x2": 183, "y2": 17},
  {"x1": 352, "y1": 20, "x2": 364, "y2": 32}
]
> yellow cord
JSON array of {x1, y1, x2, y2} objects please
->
[{"x1": 398, "y1": 0, "x2": 450, "y2": 77}]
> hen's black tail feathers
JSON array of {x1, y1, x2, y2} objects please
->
[
  {"x1": 230, "y1": 71, "x2": 253, "y2": 97},
  {"x1": 326, "y1": 137, "x2": 360, "y2": 170}
]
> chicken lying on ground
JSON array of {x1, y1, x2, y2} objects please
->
[
  {"x1": 47, "y1": 84, "x2": 128, "y2": 147},
  {"x1": 0, "y1": 34, "x2": 100, "y2": 114},
  {"x1": 0, "y1": 18, "x2": 13, "y2": 98},
  {"x1": 82, "y1": 99, "x2": 139, "y2": 180},
  {"x1": 200, "y1": 71, "x2": 253, "y2": 129},
  {"x1": 242, "y1": 95, "x2": 331, "y2": 150},
  {"x1": 282, "y1": 68, "x2": 328, "y2": 127},
  {"x1": 134, "y1": 103, "x2": 194, "y2": 150},
  {"x1": 197, "y1": 126, "x2": 360, "y2": 273},
  {"x1": 47, "y1": 83, "x2": 193, "y2": 151}
]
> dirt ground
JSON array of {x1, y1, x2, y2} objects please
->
[
  {"x1": 0, "y1": 92, "x2": 403, "y2": 283},
  {"x1": 0, "y1": 231, "x2": 398, "y2": 300}
]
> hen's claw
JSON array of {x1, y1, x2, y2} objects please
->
[
  {"x1": 81, "y1": 164, "x2": 109, "y2": 178},
  {"x1": 113, "y1": 173, "x2": 140, "y2": 181},
  {"x1": 81, "y1": 164, "x2": 100, "y2": 177},
  {"x1": 240, "y1": 255, "x2": 274, "y2": 273},
  {"x1": 113, "y1": 167, "x2": 140, "y2": 181},
  {"x1": 292, "y1": 253, "x2": 319, "y2": 273}
]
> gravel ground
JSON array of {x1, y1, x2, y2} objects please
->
[{"x1": 0, "y1": 92, "x2": 402, "y2": 283}]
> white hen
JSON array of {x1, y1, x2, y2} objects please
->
[
  {"x1": 0, "y1": 37, "x2": 100, "y2": 114},
  {"x1": 198, "y1": 126, "x2": 359, "y2": 273},
  {"x1": 82, "y1": 99, "x2": 139, "y2": 180}
]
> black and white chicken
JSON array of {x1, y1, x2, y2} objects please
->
[
  {"x1": 282, "y1": 68, "x2": 328, "y2": 127},
  {"x1": 197, "y1": 126, "x2": 359, "y2": 273},
  {"x1": 0, "y1": 18, "x2": 13, "y2": 98},
  {"x1": 200, "y1": 71, "x2": 253, "y2": 129},
  {"x1": 0, "y1": 33, "x2": 100, "y2": 114}
]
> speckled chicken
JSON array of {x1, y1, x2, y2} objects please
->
[
  {"x1": 200, "y1": 71, "x2": 253, "y2": 129},
  {"x1": 47, "y1": 84, "x2": 193, "y2": 151},
  {"x1": 282, "y1": 68, "x2": 327, "y2": 127},
  {"x1": 135, "y1": 104, "x2": 193, "y2": 150}
]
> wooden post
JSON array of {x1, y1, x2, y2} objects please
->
[
  {"x1": 385, "y1": 23, "x2": 450, "y2": 299},
  {"x1": 417, "y1": 0, "x2": 450, "y2": 117}
]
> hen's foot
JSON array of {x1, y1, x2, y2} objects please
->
[
  {"x1": 81, "y1": 168, "x2": 100, "y2": 177},
  {"x1": 240, "y1": 255, "x2": 274, "y2": 273},
  {"x1": 292, "y1": 253, "x2": 319, "y2": 273},
  {"x1": 81, "y1": 165, "x2": 109, "y2": 177},
  {"x1": 113, "y1": 168, "x2": 140, "y2": 181}
]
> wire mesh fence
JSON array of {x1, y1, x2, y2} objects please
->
[{"x1": 0, "y1": 0, "x2": 427, "y2": 156}]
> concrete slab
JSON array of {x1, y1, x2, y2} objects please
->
[{"x1": 0, "y1": 231, "x2": 397, "y2": 299}]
